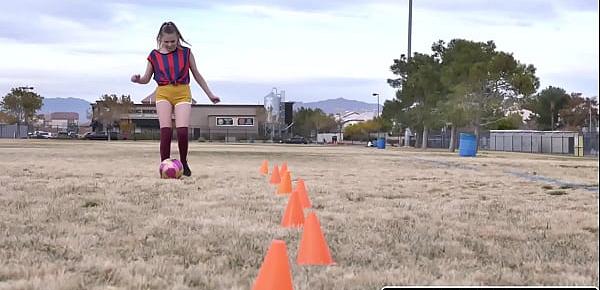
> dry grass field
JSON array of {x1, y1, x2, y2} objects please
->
[{"x1": 0, "y1": 139, "x2": 598, "y2": 289}]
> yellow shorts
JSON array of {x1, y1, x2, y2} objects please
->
[{"x1": 155, "y1": 84, "x2": 192, "y2": 106}]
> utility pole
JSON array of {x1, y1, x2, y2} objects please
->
[
  {"x1": 404, "y1": 0, "x2": 413, "y2": 147},
  {"x1": 272, "y1": 87, "x2": 277, "y2": 141},
  {"x1": 408, "y1": 0, "x2": 412, "y2": 60},
  {"x1": 551, "y1": 102, "x2": 555, "y2": 131},
  {"x1": 589, "y1": 98, "x2": 593, "y2": 133},
  {"x1": 372, "y1": 93, "x2": 380, "y2": 139}
]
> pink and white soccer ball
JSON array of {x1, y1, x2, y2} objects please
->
[{"x1": 159, "y1": 158, "x2": 183, "y2": 179}]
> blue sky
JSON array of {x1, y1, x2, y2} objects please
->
[{"x1": 0, "y1": 0, "x2": 598, "y2": 104}]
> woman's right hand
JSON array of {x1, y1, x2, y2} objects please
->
[
  {"x1": 209, "y1": 94, "x2": 221, "y2": 104},
  {"x1": 131, "y1": 74, "x2": 141, "y2": 83}
]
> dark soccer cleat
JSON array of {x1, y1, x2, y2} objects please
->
[{"x1": 183, "y1": 163, "x2": 192, "y2": 177}]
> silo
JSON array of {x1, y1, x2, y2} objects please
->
[{"x1": 264, "y1": 92, "x2": 280, "y2": 123}]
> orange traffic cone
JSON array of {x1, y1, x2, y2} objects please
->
[
  {"x1": 280, "y1": 162, "x2": 288, "y2": 175},
  {"x1": 252, "y1": 240, "x2": 294, "y2": 290},
  {"x1": 281, "y1": 190, "x2": 304, "y2": 228},
  {"x1": 269, "y1": 165, "x2": 281, "y2": 184},
  {"x1": 260, "y1": 160, "x2": 269, "y2": 175},
  {"x1": 297, "y1": 212, "x2": 334, "y2": 265},
  {"x1": 277, "y1": 171, "x2": 293, "y2": 195},
  {"x1": 295, "y1": 178, "x2": 311, "y2": 208}
]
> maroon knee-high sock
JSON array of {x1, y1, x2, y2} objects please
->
[
  {"x1": 176, "y1": 127, "x2": 189, "y2": 165},
  {"x1": 160, "y1": 127, "x2": 172, "y2": 161}
]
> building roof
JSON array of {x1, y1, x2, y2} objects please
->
[
  {"x1": 339, "y1": 111, "x2": 376, "y2": 123},
  {"x1": 132, "y1": 102, "x2": 264, "y2": 108},
  {"x1": 50, "y1": 112, "x2": 79, "y2": 120},
  {"x1": 490, "y1": 130, "x2": 579, "y2": 134}
]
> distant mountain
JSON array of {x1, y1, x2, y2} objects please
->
[
  {"x1": 39, "y1": 98, "x2": 91, "y2": 122},
  {"x1": 36, "y1": 97, "x2": 380, "y2": 122},
  {"x1": 293, "y1": 97, "x2": 382, "y2": 114}
]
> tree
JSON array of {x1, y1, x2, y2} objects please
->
[
  {"x1": 0, "y1": 111, "x2": 16, "y2": 124},
  {"x1": 343, "y1": 119, "x2": 380, "y2": 141},
  {"x1": 432, "y1": 39, "x2": 539, "y2": 151},
  {"x1": 436, "y1": 87, "x2": 471, "y2": 151},
  {"x1": 381, "y1": 99, "x2": 404, "y2": 141},
  {"x1": 292, "y1": 107, "x2": 337, "y2": 139},
  {"x1": 485, "y1": 112, "x2": 524, "y2": 130},
  {"x1": 86, "y1": 107, "x2": 93, "y2": 121},
  {"x1": 387, "y1": 52, "x2": 447, "y2": 148},
  {"x1": 381, "y1": 99, "x2": 402, "y2": 127},
  {"x1": 381, "y1": 99, "x2": 420, "y2": 146},
  {"x1": 93, "y1": 94, "x2": 133, "y2": 141},
  {"x1": 524, "y1": 86, "x2": 570, "y2": 130},
  {"x1": 292, "y1": 107, "x2": 318, "y2": 138},
  {"x1": 343, "y1": 123, "x2": 366, "y2": 141},
  {"x1": 1, "y1": 87, "x2": 44, "y2": 132},
  {"x1": 559, "y1": 93, "x2": 599, "y2": 131},
  {"x1": 312, "y1": 112, "x2": 337, "y2": 136}
]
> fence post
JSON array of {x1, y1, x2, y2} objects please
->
[
  {"x1": 550, "y1": 135, "x2": 553, "y2": 154},
  {"x1": 519, "y1": 135, "x2": 522, "y2": 152},
  {"x1": 511, "y1": 135, "x2": 514, "y2": 152}
]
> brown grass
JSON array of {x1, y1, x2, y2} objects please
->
[{"x1": 0, "y1": 139, "x2": 598, "y2": 289}]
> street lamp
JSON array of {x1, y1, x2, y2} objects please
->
[{"x1": 372, "y1": 93, "x2": 380, "y2": 138}]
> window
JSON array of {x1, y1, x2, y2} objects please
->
[
  {"x1": 237, "y1": 117, "x2": 254, "y2": 126},
  {"x1": 216, "y1": 116, "x2": 255, "y2": 126},
  {"x1": 216, "y1": 117, "x2": 234, "y2": 126}
]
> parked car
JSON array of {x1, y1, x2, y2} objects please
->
[
  {"x1": 83, "y1": 131, "x2": 121, "y2": 140},
  {"x1": 54, "y1": 131, "x2": 78, "y2": 139},
  {"x1": 283, "y1": 136, "x2": 308, "y2": 144},
  {"x1": 29, "y1": 131, "x2": 52, "y2": 139}
]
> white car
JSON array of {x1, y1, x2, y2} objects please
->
[{"x1": 30, "y1": 131, "x2": 52, "y2": 139}]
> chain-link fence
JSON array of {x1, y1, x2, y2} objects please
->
[
  {"x1": 582, "y1": 132, "x2": 599, "y2": 156},
  {"x1": 482, "y1": 133, "x2": 571, "y2": 154},
  {"x1": 130, "y1": 127, "x2": 264, "y2": 142},
  {"x1": 343, "y1": 129, "x2": 598, "y2": 157},
  {"x1": 0, "y1": 124, "x2": 28, "y2": 138},
  {"x1": 418, "y1": 130, "x2": 598, "y2": 157}
]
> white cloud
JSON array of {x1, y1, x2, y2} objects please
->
[{"x1": 0, "y1": 0, "x2": 597, "y2": 104}]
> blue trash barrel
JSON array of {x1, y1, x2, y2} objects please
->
[
  {"x1": 377, "y1": 137, "x2": 386, "y2": 149},
  {"x1": 458, "y1": 133, "x2": 477, "y2": 157}
]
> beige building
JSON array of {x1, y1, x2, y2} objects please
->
[
  {"x1": 92, "y1": 95, "x2": 279, "y2": 141},
  {"x1": 38, "y1": 112, "x2": 79, "y2": 133},
  {"x1": 48, "y1": 112, "x2": 79, "y2": 128}
]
